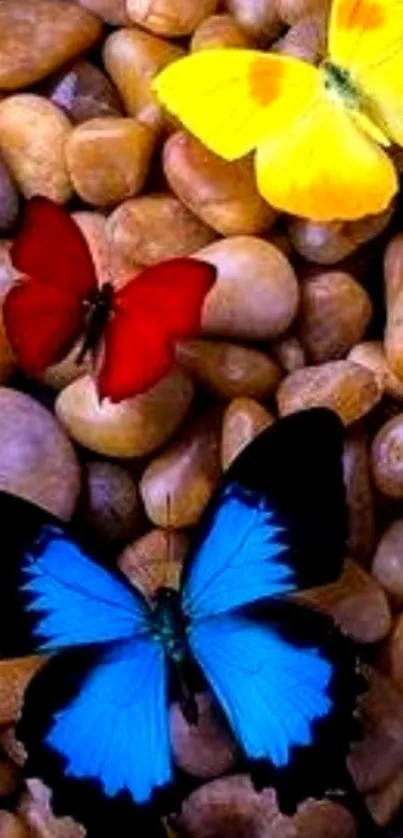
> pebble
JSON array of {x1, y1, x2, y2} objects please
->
[
  {"x1": 0, "y1": 757, "x2": 20, "y2": 797},
  {"x1": 140, "y1": 412, "x2": 222, "y2": 527},
  {"x1": 272, "y1": 334, "x2": 306, "y2": 373},
  {"x1": 66, "y1": 117, "x2": 155, "y2": 207},
  {"x1": 126, "y1": 0, "x2": 219, "y2": 36},
  {"x1": 18, "y1": 780, "x2": 85, "y2": 838},
  {"x1": 273, "y1": 11, "x2": 327, "y2": 63},
  {"x1": 385, "y1": 233, "x2": 403, "y2": 382},
  {"x1": 176, "y1": 339, "x2": 281, "y2": 400},
  {"x1": 44, "y1": 60, "x2": 122, "y2": 124},
  {"x1": 372, "y1": 414, "x2": 403, "y2": 498},
  {"x1": 0, "y1": 388, "x2": 80, "y2": 519},
  {"x1": 385, "y1": 614, "x2": 403, "y2": 694},
  {"x1": 55, "y1": 371, "x2": 194, "y2": 458},
  {"x1": 0, "y1": 0, "x2": 102, "y2": 91},
  {"x1": 225, "y1": 0, "x2": 283, "y2": 43},
  {"x1": 221, "y1": 398, "x2": 275, "y2": 470},
  {"x1": 107, "y1": 194, "x2": 215, "y2": 267},
  {"x1": 0, "y1": 244, "x2": 17, "y2": 384},
  {"x1": 343, "y1": 427, "x2": 376, "y2": 565},
  {"x1": 118, "y1": 528, "x2": 188, "y2": 596},
  {"x1": 0, "y1": 156, "x2": 19, "y2": 233},
  {"x1": 163, "y1": 131, "x2": 275, "y2": 236},
  {"x1": 39, "y1": 341, "x2": 92, "y2": 392},
  {"x1": 199, "y1": 237, "x2": 299, "y2": 341},
  {"x1": 191, "y1": 13, "x2": 256, "y2": 50},
  {"x1": 276, "y1": 0, "x2": 331, "y2": 25},
  {"x1": 298, "y1": 272, "x2": 372, "y2": 363},
  {"x1": 0, "y1": 95, "x2": 72, "y2": 202},
  {"x1": 80, "y1": 461, "x2": 143, "y2": 547},
  {"x1": 78, "y1": 0, "x2": 130, "y2": 24},
  {"x1": 103, "y1": 28, "x2": 184, "y2": 128},
  {"x1": 0, "y1": 812, "x2": 29, "y2": 838},
  {"x1": 372, "y1": 520, "x2": 403, "y2": 603},
  {"x1": 349, "y1": 341, "x2": 403, "y2": 402},
  {"x1": 288, "y1": 206, "x2": 394, "y2": 265},
  {"x1": 277, "y1": 360, "x2": 381, "y2": 425},
  {"x1": 73, "y1": 210, "x2": 142, "y2": 290},
  {"x1": 366, "y1": 769, "x2": 403, "y2": 827},
  {"x1": 171, "y1": 693, "x2": 237, "y2": 778},
  {"x1": 0, "y1": 658, "x2": 43, "y2": 726}
]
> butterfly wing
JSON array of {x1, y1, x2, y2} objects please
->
[
  {"x1": 180, "y1": 408, "x2": 346, "y2": 621},
  {"x1": 98, "y1": 258, "x2": 216, "y2": 402},
  {"x1": 4, "y1": 197, "x2": 97, "y2": 373}
]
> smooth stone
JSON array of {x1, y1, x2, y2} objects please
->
[
  {"x1": 0, "y1": 0, "x2": 102, "y2": 90},
  {"x1": 276, "y1": 0, "x2": 331, "y2": 25},
  {"x1": 225, "y1": 0, "x2": 283, "y2": 43},
  {"x1": 176, "y1": 339, "x2": 281, "y2": 399},
  {"x1": 44, "y1": 60, "x2": 122, "y2": 124},
  {"x1": 0, "y1": 812, "x2": 29, "y2": 838},
  {"x1": 118, "y1": 528, "x2": 188, "y2": 596},
  {"x1": 66, "y1": 117, "x2": 155, "y2": 206},
  {"x1": 171, "y1": 693, "x2": 237, "y2": 778},
  {"x1": 73, "y1": 210, "x2": 143, "y2": 289},
  {"x1": 288, "y1": 207, "x2": 394, "y2": 265},
  {"x1": 199, "y1": 237, "x2": 299, "y2": 341},
  {"x1": 0, "y1": 388, "x2": 80, "y2": 519},
  {"x1": 80, "y1": 461, "x2": 142, "y2": 546},
  {"x1": 0, "y1": 757, "x2": 21, "y2": 797},
  {"x1": 372, "y1": 414, "x2": 403, "y2": 498},
  {"x1": 55, "y1": 371, "x2": 194, "y2": 458},
  {"x1": 384, "y1": 233, "x2": 403, "y2": 382},
  {"x1": 349, "y1": 341, "x2": 403, "y2": 402},
  {"x1": 385, "y1": 614, "x2": 403, "y2": 693},
  {"x1": 343, "y1": 427, "x2": 376, "y2": 565},
  {"x1": 103, "y1": 28, "x2": 184, "y2": 128},
  {"x1": 272, "y1": 334, "x2": 306, "y2": 373},
  {"x1": 0, "y1": 658, "x2": 44, "y2": 725},
  {"x1": 273, "y1": 11, "x2": 327, "y2": 63},
  {"x1": 0, "y1": 95, "x2": 72, "y2": 202},
  {"x1": 78, "y1": 0, "x2": 130, "y2": 24},
  {"x1": 39, "y1": 340, "x2": 92, "y2": 392},
  {"x1": 0, "y1": 156, "x2": 19, "y2": 233},
  {"x1": 163, "y1": 131, "x2": 275, "y2": 236},
  {"x1": 140, "y1": 413, "x2": 221, "y2": 527},
  {"x1": 107, "y1": 194, "x2": 216, "y2": 267},
  {"x1": 366, "y1": 769, "x2": 403, "y2": 827},
  {"x1": 277, "y1": 361, "x2": 382, "y2": 425},
  {"x1": 221, "y1": 398, "x2": 275, "y2": 470},
  {"x1": 191, "y1": 13, "x2": 256, "y2": 50},
  {"x1": 18, "y1": 779, "x2": 84, "y2": 838},
  {"x1": 372, "y1": 520, "x2": 403, "y2": 603},
  {"x1": 126, "y1": 0, "x2": 219, "y2": 36}
]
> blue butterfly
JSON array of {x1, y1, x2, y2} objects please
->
[{"x1": 0, "y1": 408, "x2": 367, "y2": 835}]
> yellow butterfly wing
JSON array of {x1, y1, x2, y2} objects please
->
[
  {"x1": 153, "y1": 49, "x2": 319, "y2": 160},
  {"x1": 329, "y1": 0, "x2": 403, "y2": 144}
]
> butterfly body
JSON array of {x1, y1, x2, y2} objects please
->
[{"x1": 75, "y1": 281, "x2": 114, "y2": 366}]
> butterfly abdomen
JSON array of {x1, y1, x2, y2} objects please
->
[{"x1": 151, "y1": 587, "x2": 189, "y2": 665}]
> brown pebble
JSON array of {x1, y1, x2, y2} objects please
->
[
  {"x1": 0, "y1": 243, "x2": 17, "y2": 383},
  {"x1": 73, "y1": 210, "x2": 142, "y2": 290},
  {"x1": 0, "y1": 730, "x2": 26, "y2": 768},
  {"x1": 372, "y1": 414, "x2": 403, "y2": 498},
  {"x1": 272, "y1": 11, "x2": 327, "y2": 63},
  {"x1": 44, "y1": 60, "x2": 122, "y2": 124},
  {"x1": 372, "y1": 520, "x2": 403, "y2": 603},
  {"x1": 366, "y1": 768, "x2": 403, "y2": 827},
  {"x1": 191, "y1": 13, "x2": 256, "y2": 50},
  {"x1": 276, "y1": 0, "x2": 331, "y2": 25},
  {"x1": 107, "y1": 194, "x2": 215, "y2": 267},
  {"x1": 385, "y1": 614, "x2": 403, "y2": 693},
  {"x1": 18, "y1": 779, "x2": 85, "y2": 838},
  {"x1": 80, "y1": 461, "x2": 142, "y2": 546},
  {"x1": 163, "y1": 131, "x2": 275, "y2": 236},
  {"x1": 272, "y1": 334, "x2": 306, "y2": 374},
  {"x1": 118, "y1": 528, "x2": 188, "y2": 596},
  {"x1": 78, "y1": 0, "x2": 130, "y2": 24},
  {"x1": 176, "y1": 339, "x2": 281, "y2": 399},
  {"x1": 66, "y1": 117, "x2": 155, "y2": 207},
  {"x1": 103, "y1": 28, "x2": 184, "y2": 128},
  {"x1": 0, "y1": 156, "x2": 19, "y2": 233},
  {"x1": 349, "y1": 341, "x2": 403, "y2": 402},
  {"x1": 140, "y1": 413, "x2": 222, "y2": 527},
  {"x1": 199, "y1": 237, "x2": 299, "y2": 341},
  {"x1": 171, "y1": 693, "x2": 237, "y2": 778},
  {"x1": 225, "y1": 0, "x2": 283, "y2": 43},
  {"x1": 288, "y1": 206, "x2": 394, "y2": 265},
  {"x1": 39, "y1": 340, "x2": 91, "y2": 392},
  {"x1": 277, "y1": 360, "x2": 381, "y2": 425},
  {"x1": 343, "y1": 427, "x2": 376, "y2": 564},
  {"x1": 0, "y1": 95, "x2": 72, "y2": 202},
  {"x1": 0, "y1": 0, "x2": 102, "y2": 90},
  {"x1": 221, "y1": 398, "x2": 275, "y2": 470},
  {"x1": 0, "y1": 812, "x2": 29, "y2": 838},
  {"x1": 126, "y1": 0, "x2": 219, "y2": 36},
  {"x1": 0, "y1": 757, "x2": 21, "y2": 797},
  {"x1": 385, "y1": 233, "x2": 403, "y2": 382},
  {"x1": 56, "y1": 370, "x2": 194, "y2": 458},
  {"x1": 298, "y1": 272, "x2": 372, "y2": 363},
  {"x1": 0, "y1": 658, "x2": 44, "y2": 726},
  {"x1": 303, "y1": 559, "x2": 391, "y2": 644}
]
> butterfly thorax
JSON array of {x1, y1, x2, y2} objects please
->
[
  {"x1": 151, "y1": 587, "x2": 189, "y2": 665},
  {"x1": 322, "y1": 62, "x2": 359, "y2": 107},
  {"x1": 76, "y1": 282, "x2": 114, "y2": 365}
]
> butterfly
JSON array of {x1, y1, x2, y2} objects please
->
[
  {"x1": 154, "y1": 0, "x2": 403, "y2": 222},
  {"x1": 0, "y1": 408, "x2": 373, "y2": 835},
  {"x1": 3, "y1": 197, "x2": 216, "y2": 402}
]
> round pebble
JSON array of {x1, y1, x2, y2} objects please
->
[
  {"x1": 372, "y1": 414, "x2": 403, "y2": 498},
  {"x1": 80, "y1": 461, "x2": 143, "y2": 546},
  {"x1": 44, "y1": 60, "x2": 122, "y2": 124},
  {"x1": 385, "y1": 233, "x2": 403, "y2": 382},
  {"x1": 276, "y1": 0, "x2": 331, "y2": 25},
  {"x1": 191, "y1": 13, "x2": 256, "y2": 50},
  {"x1": 118, "y1": 528, "x2": 188, "y2": 596},
  {"x1": 272, "y1": 334, "x2": 306, "y2": 373},
  {"x1": 126, "y1": 0, "x2": 219, "y2": 37},
  {"x1": 225, "y1": 0, "x2": 283, "y2": 42},
  {"x1": 288, "y1": 207, "x2": 394, "y2": 265},
  {"x1": 343, "y1": 427, "x2": 376, "y2": 564},
  {"x1": 0, "y1": 156, "x2": 19, "y2": 233},
  {"x1": 373, "y1": 520, "x2": 403, "y2": 603},
  {"x1": 221, "y1": 398, "x2": 275, "y2": 470},
  {"x1": 171, "y1": 693, "x2": 237, "y2": 778},
  {"x1": 273, "y1": 12, "x2": 327, "y2": 63},
  {"x1": 78, "y1": 0, "x2": 130, "y2": 24},
  {"x1": 349, "y1": 341, "x2": 403, "y2": 402},
  {"x1": 0, "y1": 657, "x2": 43, "y2": 726},
  {"x1": 176, "y1": 339, "x2": 281, "y2": 399}
]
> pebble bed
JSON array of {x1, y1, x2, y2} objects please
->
[{"x1": 0, "y1": 1, "x2": 403, "y2": 836}]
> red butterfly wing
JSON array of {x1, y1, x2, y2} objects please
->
[
  {"x1": 4, "y1": 197, "x2": 98, "y2": 373},
  {"x1": 98, "y1": 258, "x2": 216, "y2": 402}
]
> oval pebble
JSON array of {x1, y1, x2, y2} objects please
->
[
  {"x1": 372, "y1": 414, "x2": 403, "y2": 498},
  {"x1": 221, "y1": 398, "x2": 275, "y2": 470},
  {"x1": 288, "y1": 207, "x2": 394, "y2": 265},
  {"x1": 44, "y1": 60, "x2": 122, "y2": 124},
  {"x1": 0, "y1": 156, "x2": 19, "y2": 233},
  {"x1": 171, "y1": 693, "x2": 237, "y2": 778},
  {"x1": 118, "y1": 528, "x2": 188, "y2": 596},
  {"x1": 225, "y1": 0, "x2": 283, "y2": 43},
  {"x1": 343, "y1": 427, "x2": 376, "y2": 564},
  {"x1": 349, "y1": 341, "x2": 403, "y2": 402},
  {"x1": 366, "y1": 769, "x2": 403, "y2": 827},
  {"x1": 0, "y1": 811, "x2": 29, "y2": 838},
  {"x1": 176, "y1": 339, "x2": 281, "y2": 399},
  {"x1": 126, "y1": 0, "x2": 219, "y2": 36},
  {"x1": 55, "y1": 371, "x2": 194, "y2": 458},
  {"x1": 373, "y1": 520, "x2": 403, "y2": 603},
  {"x1": 80, "y1": 461, "x2": 143, "y2": 547},
  {"x1": 78, "y1": 0, "x2": 130, "y2": 24},
  {"x1": 191, "y1": 13, "x2": 256, "y2": 50},
  {"x1": 0, "y1": 658, "x2": 44, "y2": 726}
]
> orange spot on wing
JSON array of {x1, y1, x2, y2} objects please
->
[
  {"x1": 335, "y1": 0, "x2": 385, "y2": 32},
  {"x1": 248, "y1": 58, "x2": 284, "y2": 107}
]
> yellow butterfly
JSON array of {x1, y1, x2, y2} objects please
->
[{"x1": 153, "y1": 0, "x2": 403, "y2": 222}]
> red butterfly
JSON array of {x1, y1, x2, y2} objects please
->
[{"x1": 4, "y1": 198, "x2": 216, "y2": 402}]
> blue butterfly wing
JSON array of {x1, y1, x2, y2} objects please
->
[{"x1": 181, "y1": 408, "x2": 346, "y2": 620}]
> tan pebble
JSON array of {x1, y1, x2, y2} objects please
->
[
  {"x1": 0, "y1": 388, "x2": 80, "y2": 519},
  {"x1": 171, "y1": 693, "x2": 237, "y2": 778},
  {"x1": 163, "y1": 132, "x2": 275, "y2": 237},
  {"x1": 384, "y1": 233, "x2": 403, "y2": 381},
  {"x1": 366, "y1": 769, "x2": 403, "y2": 827},
  {"x1": 40, "y1": 341, "x2": 91, "y2": 391},
  {"x1": 303, "y1": 559, "x2": 391, "y2": 644},
  {"x1": 372, "y1": 414, "x2": 403, "y2": 498},
  {"x1": 140, "y1": 413, "x2": 221, "y2": 527},
  {"x1": 127, "y1": 0, "x2": 219, "y2": 36},
  {"x1": 276, "y1": 0, "x2": 331, "y2": 25},
  {"x1": 199, "y1": 237, "x2": 298, "y2": 341},
  {"x1": 18, "y1": 779, "x2": 85, "y2": 838},
  {"x1": 0, "y1": 95, "x2": 72, "y2": 202},
  {"x1": 0, "y1": 812, "x2": 29, "y2": 838},
  {"x1": 118, "y1": 528, "x2": 188, "y2": 596},
  {"x1": 349, "y1": 341, "x2": 403, "y2": 402},
  {"x1": 103, "y1": 28, "x2": 184, "y2": 128},
  {"x1": 176, "y1": 339, "x2": 281, "y2": 400},
  {"x1": 0, "y1": 729, "x2": 26, "y2": 768},
  {"x1": 107, "y1": 194, "x2": 215, "y2": 267},
  {"x1": 288, "y1": 206, "x2": 394, "y2": 265},
  {"x1": 293, "y1": 800, "x2": 356, "y2": 838},
  {"x1": 80, "y1": 461, "x2": 142, "y2": 546},
  {"x1": 0, "y1": 658, "x2": 44, "y2": 726},
  {"x1": 0, "y1": 0, "x2": 102, "y2": 90},
  {"x1": 372, "y1": 520, "x2": 403, "y2": 603},
  {"x1": 298, "y1": 272, "x2": 372, "y2": 363},
  {"x1": 221, "y1": 398, "x2": 275, "y2": 469},
  {"x1": 343, "y1": 427, "x2": 375, "y2": 565},
  {"x1": 0, "y1": 757, "x2": 21, "y2": 797},
  {"x1": 277, "y1": 360, "x2": 381, "y2": 425},
  {"x1": 44, "y1": 60, "x2": 122, "y2": 124},
  {"x1": 66, "y1": 117, "x2": 155, "y2": 207},
  {"x1": 191, "y1": 13, "x2": 256, "y2": 50},
  {"x1": 272, "y1": 11, "x2": 327, "y2": 63},
  {"x1": 349, "y1": 667, "x2": 403, "y2": 793},
  {"x1": 56, "y1": 371, "x2": 193, "y2": 458},
  {"x1": 225, "y1": 0, "x2": 283, "y2": 43},
  {"x1": 272, "y1": 334, "x2": 306, "y2": 373},
  {"x1": 73, "y1": 210, "x2": 142, "y2": 290},
  {"x1": 78, "y1": 0, "x2": 130, "y2": 24}
]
